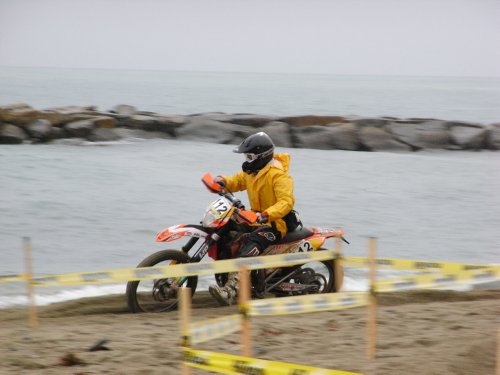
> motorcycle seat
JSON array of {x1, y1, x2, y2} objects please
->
[{"x1": 278, "y1": 227, "x2": 314, "y2": 244}]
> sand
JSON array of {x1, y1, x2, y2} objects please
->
[{"x1": 0, "y1": 289, "x2": 499, "y2": 375}]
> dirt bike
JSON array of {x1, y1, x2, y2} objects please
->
[{"x1": 126, "y1": 173, "x2": 348, "y2": 313}]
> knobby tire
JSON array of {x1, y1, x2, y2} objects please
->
[{"x1": 126, "y1": 250, "x2": 198, "y2": 313}]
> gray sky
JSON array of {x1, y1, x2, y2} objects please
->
[{"x1": 1, "y1": 0, "x2": 499, "y2": 76}]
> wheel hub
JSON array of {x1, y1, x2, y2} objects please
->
[{"x1": 152, "y1": 279, "x2": 178, "y2": 302}]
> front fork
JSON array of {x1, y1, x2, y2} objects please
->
[
  {"x1": 181, "y1": 236, "x2": 200, "y2": 254},
  {"x1": 173, "y1": 224, "x2": 239, "y2": 294},
  {"x1": 174, "y1": 227, "x2": 226, "y2": 289},
  {"x1": 155, "y1": 237, "x2": 200, "y2": 291},
  {"x1": 153, "y1": 236, "x2": 204, "y2": 298}
]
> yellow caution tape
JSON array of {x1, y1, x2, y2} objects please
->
[
  {"x1": 376, "y1": 266, "x2": 500, "y2": 292},
  {"x1": 0, "y1": 274, "x2": 25, "y2": 284},
  {"x1": 187, "y1": 314, "x2": 242, "y2": 345},
  {"x1": 245, "y1": 292, "x2": 368, "y2": 316},
  {"x1": 5, "y1": 251, "x2": 496, "y2": 288},
  {"x1": 344, "y1": 256, "x2": 499, "y2": 273},
  {"x1": 26, "y1": 250, "x2": 337, "y2": 287},
  {"x1": 183, "y1": 348, "x2": 363, "y2": 375}
]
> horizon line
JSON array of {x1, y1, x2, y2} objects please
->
[{"x1": 1, "y1": 64, "x2": 499, "y2": 80}]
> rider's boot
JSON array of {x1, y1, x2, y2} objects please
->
[{"x1": 209, "y1": 272, "x2": 239, "y2": 306}]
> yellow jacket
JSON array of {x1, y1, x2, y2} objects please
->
[{"x1": 222, "y1": 153, "x2": 295, "y2": 237}]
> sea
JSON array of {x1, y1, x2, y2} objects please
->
[{"x1": 0, "y1": 66, "x2": 499, "y2": 309}]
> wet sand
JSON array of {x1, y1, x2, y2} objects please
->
[{"x1": 0, "y1": 289, "x2": 499, "y2": 374}]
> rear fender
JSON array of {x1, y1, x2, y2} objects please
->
[
  {"x1": 310, "y1": 227, "x2": 344, "y2": 239},
  {"x1": 156, "y1": 224, "x2": 209, "y2": 243},
  {"x1": 263, "y1": 227, "x2": 345, "y2": 254},
  {"x1": 306, "y1": 227, "x2": 345, "y2": 249}
]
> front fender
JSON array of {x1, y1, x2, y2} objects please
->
[{"x1": 156, "y1": 224, "x2": 209, "y2": 242}]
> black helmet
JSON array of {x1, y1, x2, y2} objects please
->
[{"x1": 234, "y1": 132, "x2": 275, "y2": 174}]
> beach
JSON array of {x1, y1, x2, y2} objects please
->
[
  {"x1": 0, "y1": 289, "x2": 498, "y2": 374},
  {"x1": 2, "y1": 4, "x2": 499, "y2": 374}
]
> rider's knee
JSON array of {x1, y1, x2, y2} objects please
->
[{"x1": 238, "y1": 241, "x2": 262, "y2": 257}]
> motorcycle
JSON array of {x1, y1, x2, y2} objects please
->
[{"x1": 126, "y1": 173, "x2": 347, "y2": 313}]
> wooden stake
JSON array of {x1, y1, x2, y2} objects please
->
[
  {"x1": 367, "y1": 237, "x2": 377, "y2": 361},
  {"x1": 334, "y1": 236, "x2": 344, "y2": 292},
  {"x1": 496, "y1": 328, "x2": 500, "y2": 375},
  {"x1": 179, "y1": 287, "x2": 191, "y2": 375},
  {"x1": 23, "y1": 237, "x2": 38, "y2": 330},
  {"x1": 238, "y1": 266, "x2": 252, "y2": 357}
]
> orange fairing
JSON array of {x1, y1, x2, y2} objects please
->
[
  {"x1": 156, "y1": 225, "x2": 209, "y2": 242},
  {"x1": 202, "y1": 172, "x2": 223, "y2": 194},
  {"x1": 237, "y1": 209, "x2": 258, "y2": 224}
]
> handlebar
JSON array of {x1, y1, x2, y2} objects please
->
[
  {"x1": 202, "y1": 172, "x2": 246, "y2": 208},
  {"x1": 221, "y1": 192, "x2": 259, "y2": 223},
  {"x1": 201, "y1": 172, "x2": 256, "y2": 222},
  {"x1": 220, "y1": 191, "x2": 245, "y2": 209}
]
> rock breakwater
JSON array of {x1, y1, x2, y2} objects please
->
[{"x1": 1, "y1": 103, "x2": 499, "y2": 151}]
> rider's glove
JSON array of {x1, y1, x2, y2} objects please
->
[
  {"x1": 256, "y1": 211, "x2": 269, "y2": 224},
  {"x1": 214, "y1": 176, "x2": 226, "y2": 189}
]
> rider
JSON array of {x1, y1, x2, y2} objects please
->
[{"x1": 208, "y1": 131, "x2": 296, "y2": 306}]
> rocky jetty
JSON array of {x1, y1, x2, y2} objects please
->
[{"x1": 1, "y1": 103, "x2": 499, "y2": 151}]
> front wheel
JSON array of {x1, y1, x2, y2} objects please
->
[{"x1": 126, "y1": 250, "x2": 198, "y2": 313}]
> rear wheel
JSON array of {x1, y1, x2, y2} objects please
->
[
  {"x1": 331, "y1": 258, "x2": 344, "y2": 292},
  {"x1": 126, "y1": 250, "x2": 198, "y2": 313},
  {"x1": 316, "y1": 259, "x2": 343, "y2": 293},
  {"x1": 301, "y1": 260, "x2": 336, "y2": 293},
  {"x1": 317, "y1": 248, "x2": 344, "y2": 292},
  {"x1": 268, "y1": 259, "x2": 339, "y2": 297}
]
